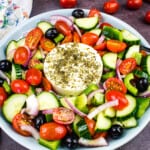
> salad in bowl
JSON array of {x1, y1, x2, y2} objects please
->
[{"x1": 0, "y1": 8, "x2": 150, "y2": 150}]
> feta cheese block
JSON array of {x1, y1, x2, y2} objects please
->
[{"x1": 44, "y1": 42, "x2": 103, "y2": 96}]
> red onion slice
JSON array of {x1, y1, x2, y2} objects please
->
[
  {"x1": 79, "y1": 137, "x2": 108, "y2": 147},
  {"x1": 0, "y1": 70, "x2": 10, "y2": 84},
  {"x1": 139, "y1": 90, "x2": 150, "y2": 97},
  {"x1": 24, "y1": 94, "x2": 39, "y2": 117},
  {"x1": 96, "y1": 35, "x2": 105, "y2": 45},
  {"x1": 87, "y1": 89, "x2": 104, "y2": 105},
  {"x1": 73, "y1": 24, "x2": 82, "y2": 37},
  {"x1": 64, "y1": 98, "x2": 87, "y2": 117},
  {"x1": 50, "y1": 15, "x2": 73, "y2": 30},
  {"x1": 116, "y1": 59, "x2": 122, "y2": 81},
  {"x1": 87, "y1": 100, "x2": 118, "y2": 119},
  {"x1": 21, "y1": 125, "x2": 39, "y2": 140},
  {"x1": 22, "y1": 46, "x2": 31, "y2": 67},
  {"x1": 42, "y1": 109, "x2": 54, "y2": 114}
]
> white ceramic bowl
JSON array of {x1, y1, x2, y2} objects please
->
[{"x1": 0, "y1": 9, "x2": 150, "y2": 150}]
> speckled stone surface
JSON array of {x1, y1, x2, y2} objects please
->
[{"x1": 0, "y1": 0, "x2": 150, "y2": 150}]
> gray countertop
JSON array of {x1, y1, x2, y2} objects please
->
[{"x1": 0, "y1": 0, "x2": 150, "y2": 150}]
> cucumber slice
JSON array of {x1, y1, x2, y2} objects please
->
[
  {"x1": 102, "y1": 71, "x2": 116, "y2": 81},
  {"x1": 89, "y1": 28, "x2": 101, "y2": 36},
  {"x1": 116, "y1": 94, "x2": 136, "y2": 118},
  {"x1": 17, "y1": 38, "x2": 25, "y2": 47},
  {"x1": 73, "y1": 115, "x2": 82, "y2": 136},
  {"x1": 124, "y1": 73, "x2": 138, "y2": 96},
  {"x1": 102, "y1": 52, "x2": 117, "y2": 69},
  {"x1": 91, "y1": 93, "x2": 104, "y2": 106},
  {"x1": 11, "y1": 64, "x2": 22, "y2": 81},
  {"x1": 102, "y1": 26, "x2": 123, "y2": 41},
  {"x1": 121, "y1": 30, "x2": 140, "y2": 45},
  {"x1": 104, "y1": 107, "x2": 116, "y2": 118},
  {"x1": 121, "y1": 117, "x2": 137, "y2": 128},
  {"x1": 37, "y1": 21, "x2": 52, "y2": 33},
  {"x1": 125, "y1": 45, "x2": 140, "y2": 59},
  {"x1": 2, "y1": 94, "x2": 27, "y2": 122},
  {"x1": 82, "y1": 83, "x2": 99, "y2": 95},
  {"x1": 32, "y1": 49, "x2": 43, "y2": 60},
  {"x1": 141, "y1": 55, "x2": 150, "y2": 75},
  {"x1": 75, "y1": 16, "x2": 99, "y2": 30},
  {"x1": 5, "y1": 40, "x2": 17, "y2": 61},
  {"x1": 95, "y1": 112, "x2": 112, "y2": 131},
  {"x1": 38, "y1": 138, "x2": 61, "y2": 150},
  {"x1": 37, "y1": 92, "x2": 59, "y2": 110}
]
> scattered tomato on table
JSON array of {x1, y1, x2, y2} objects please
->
[
  {"x1": 144, "y1": 11, "x2": 150, "y2": 24},
  {"x1": 60, "y1": 0, "x2": 77, "y2": 8},
  {"x1": 126, "y1": 0, "x2": 143, "y2": 10},
  {"x1": 103, "y1": 0, "x2": 120, "y2": 14}
]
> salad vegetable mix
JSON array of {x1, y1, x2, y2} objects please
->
[{"x1": 0, "y1": 8, "x2": 150, "y2": 150}]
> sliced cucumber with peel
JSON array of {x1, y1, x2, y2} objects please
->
[
  {"x1": 37, "y1": 21, "x2": 53, "y2": 33},
  {"x1": 2, "y1": 94, "x2": 27, "y2": 122}
]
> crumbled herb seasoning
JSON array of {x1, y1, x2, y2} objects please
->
[{"x1": 44, "y1": 43, "x2": 103, "y2": 90}]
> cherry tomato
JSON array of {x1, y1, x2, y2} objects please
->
[
  {"x1": 73, "y1": 31, "x2": 80, "y2": 43},
  {"x1": 145, "y1": 11, "x2": 150, "y2": 24},
  {"x1": 42, "y1": 77, "x2": 52, "y2": 91},
  {"x1": 84, "y1": 117, "x2": 96, "y2": 136},
  {"x1": 40, "y1": 122, "x2": 67, "y2": 140},
  {"x1": 25, "y1": 68, "x2": 42, "y2": 86},
  {"x1": 104, "y1": 77, "x2": 127, "y2": 94},
  {"x1": 53, "y1": 107, "x2": 75, "y2": 125},
  {"x1": 55, "y1": 20, "x2": 71, "y2": 36},
  {"x1": 106, "y1": 40, "x2": 127, "y2": 53},
  {"x1": 88, "y1": 8, "x2": 102, "y2": 20},
  {"x1": 127, "y1": 0, "x2": 142, "y2": 10},
  {"x1": 25, "y1": 27, "x2": 43, "y2": 50},
  {"x1": 60, "y1": 0, "x2": 77, "y2": 8},
  {"x1": 14, "y1": 46, "x2": 30, "y2": 65},
  {"x1": 81, "y1": 32, "x2": 99, "y2": 46},
  {"x1": 93, "y1": 132, "x2": 108, "y2": 139},
  {"x1": 12, "y1": 113, "x2": 33, "y2": 136},
  {"x1": 61, "y1": 33, "x2": 73, "y2": 44},
  {"x1": 100, "y1": 22, "x2": 113, "y2": 29},
  {"x1": 119, "y1": 58, "x2": 137, "y2": 75},
  {"x1": 105, "y1": 90, "x2": 129, "y2": 110},
  {"x1": 97, "y1": 50, "x2": 107, "y2": 57},
  {"x1": 40, "y1": 36, "x2": 55, "y2": 52},
  {"x1": 11, "y1": 79, "x2": 29, "y2": 94},
  {"x1": 94, "y1": 41, "x2": 106, "y2": 51},
  {"x1": 103, "y1": 0, "x2": 120, "y2": 14},
  {"x1": 0, "y1": 87, "x2": 7, "y2": 107}
]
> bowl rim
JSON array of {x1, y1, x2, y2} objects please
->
[{"x1": 0, "y1": 9, "x2": 150, "y2": 150}]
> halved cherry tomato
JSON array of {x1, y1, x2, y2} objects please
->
[
  {"x1": 25, "y1": 27, "x2": 43, "y2": 50},
  {"x1": 94, "y1": 41, "x2": 106, "y2": 51},
  {"x1": 103, "y1": 0, "x2": 120, "y2": 14},
  {"x1": 55, "y1": 20, "x2": 71, "y2": 36},
  {"x1": 25, "y1": 68, "x2": 42, "y2": 86},
  {"x1": 14, "y1": 47, "x2": 30, "y2": 65},
  {"x1": 12, "y1": 113, "x2": 33, "y2": 136},
  {"x1": 105, "y1": 90, "x2": 129, "y2": 110},
  {"x1": 93, "y1": 132, "x2": 108, "y2": 139},
  {"x1": 127, "y1": 0, "x2": 142, "y2": 10},
  {"x1": 60, "y1": 0, "x2": 77, "y2": 8},
  {"x1": 42, "y1": 77, "x2": 52, "y2": 91},
  {"x1": 100, "y1": 22, "x2": 112, "y2": 29},
  {"x1": 73, "y1": 31, "x2": 80, "y2": 43},
  {"x1": 97, "y1": 50, "x2": 107, "y2": 57},
  {"x1": 106, "y1": 40, "x2": 127, "y2": 53},
  {"x1": 11, "y1": 79, "x2": 29, "y2": 94},
  {"x1": 40, "y1": 122, "x2": 67, "y2": 140},
  {"x1": 104, "y1": 77, "x2": 127, "y2": 94},
  {"x1": 53, "y1": 107, "x2": 75, "y2": 125},
  {"x1": 40, "y1": 36, "x2": 55, "y2": 52},
  {"x1": 84, "y1": 117, "x2": 96, "y2": 136},
  {"x1": 0, "y1": 87, "x2": 7, "y2": 107},
  {"x1": 119, "y1": 58, "x2": 137, "y2": 75},
  {"x1": 61, "y1": 33, "x2": 73, "y2": 44},
  {"x1": 81, "y1": 32, "x2": 99, "y2": 46},
  {"x1": 88, "y1": 8, "x2": 102, "y2": 20}
]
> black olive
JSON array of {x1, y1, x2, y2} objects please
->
[
  {"x1": 0, "y1": 78, "x2": 4, "y2": 86},
  {"x1": 72, "y1": 9, "x2": 85, "y2": 18},
  {"x1": 136, "y1": 78, "x2": 148, "y2": 92},
  {"x1": 33, "y1": 114, "x2": 46, "y2": 130},
  {"x1": 45, "y1": 28, "x2": 59, "y2": 40},
  {"x1": 108, "y1": 124, "x2": 124, "y2": 139},
  {"x1": 0, "y1": 60, "x2": 12, "y2": 72},
  {"x1": 62, "y1": 133, "x2": 79, "y2": 149}
]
